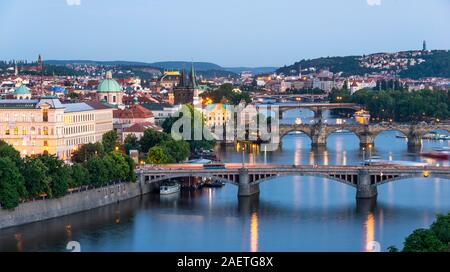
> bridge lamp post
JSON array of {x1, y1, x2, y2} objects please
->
[
  {"x1": 242, "y1": 146, "x2": 245, "y2": 168},
  {"x1": 368, "y1": 144, "x2": 373, "y2": 164},
  {"x1": 362, "y1": 147, "x2": 366, "y2": 164}
]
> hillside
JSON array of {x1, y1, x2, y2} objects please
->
[
  {"x1": 277, "y1": 56, "x2": 374, "y2": 76},
  {"x1": 44, "y1": 60, "x2": 277, "y2": 75},
  {"x1": 277, "y1": 50, "x2": 450, "y2": 79},
  {"x1": 399, "y1": 50, "x2": 450, "y2": 79}
]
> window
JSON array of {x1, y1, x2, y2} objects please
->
[
  {"x1": 113, "y1": 96, "x2": 116, "y2": 103},
  {"x1": 5, "y1": 128, "x2": 10, "y2": 135},
  {"x1": 31, "y1": 127, "x2": 35, "y2": 134},
  {"x1": 22, "y1": 128, "x2": 27, "y2": 135},
  {"x1": 43, "y1": 127, "x2": 49, "y2": 136},
  {"x1": 14, "y1": 127, "x2": 19, "y2": 135},
  {"x1": 43, "y1": 109, "x2": 48, "y2": 122}
]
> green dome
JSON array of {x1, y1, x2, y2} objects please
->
[
  {"x1": 97, "y1": 79, "x2": 122, "y2": 93},
  {"x1": 14, "y1": 85, "x2": 31, "y2": 95}
]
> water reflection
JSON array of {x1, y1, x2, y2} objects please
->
[
  {"x1": 364, "y1": 212, "x2": 375, "y2": 252},
  {"x1": 250, "y1": 212, "x2": 259, "y2": 252},
  {"x1": 1, "y1": 110, "x2": 449, "y2": 252}
]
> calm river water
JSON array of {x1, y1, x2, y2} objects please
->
[{"x1": 0, "y1": 110, "x2": 449, "y2": 252}]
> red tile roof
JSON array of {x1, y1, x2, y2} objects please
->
[
  {"x1": 122, "y1": 122, "x2": 162, "y2": 133},
  {"x1": 113, "y1": 104, "x2": 154, "y2": 119}
]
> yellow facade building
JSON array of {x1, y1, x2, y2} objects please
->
[{"x1": 0, "y1": 97, "x2": 113, "y2": 161}]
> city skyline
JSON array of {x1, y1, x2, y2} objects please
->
[{"x1": 1, "y1": 0, "x2": 450, "y2": 67}]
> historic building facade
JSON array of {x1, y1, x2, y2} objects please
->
[
  {"x1": 0, "y1": 97, "x2": 113, "y2": 161},
  {"x1": 96, "y1": 71, "x2": 124, "y2": 106}
]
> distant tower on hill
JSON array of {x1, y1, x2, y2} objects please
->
[
  {"x1": 422, "y1": 40, "x2": 427, "y2": 51},
  {"x1": 38, "y1": 54, "x2": 43, "y2": 71}
]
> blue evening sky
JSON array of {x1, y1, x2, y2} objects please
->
[{"x1": 1, "y1": 0, "x2": 449, "y2": 67}]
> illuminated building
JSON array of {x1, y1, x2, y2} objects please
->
[
  {"x1": 0, "y1": 97, "x2": 113, "y2": 160},
  {"x1": 354, "y1": 110, "x2": 371, "y2": 125}
]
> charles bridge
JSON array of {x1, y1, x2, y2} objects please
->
[{"x1": 275, "y1": 122, "x2": 450, "y2": 149}]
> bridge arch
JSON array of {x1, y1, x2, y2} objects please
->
[
  {"x1": 279, "y1": 127, "x2": 313, "y2": 141},
  {"x1": 251, "y1": 173, "x2": 357, "y2": 187},
  {"x1": 375, "y1": 173, "x2": 450, "y2": 186},
  {"x1": 142, "y1": 173, "x2": 239, "y2": 186}
]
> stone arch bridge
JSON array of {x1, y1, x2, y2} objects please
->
[
  {"x1": 138, "y1": 165, "x2": 450, "y2": 202},
  {"x1": 275, "y1": 123, "x2": 450, "y2": 149}
]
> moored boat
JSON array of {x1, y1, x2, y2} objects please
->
[{"x1": 160, "y1": 183, "x2": 181, "y2": 195}]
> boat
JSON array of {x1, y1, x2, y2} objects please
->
[
  {"x1": 160, "y1": 182, "x2": 181, "y2": 195},
  {"x1": 204, "y1": 180, "x2": 225, "y2": 188},
  {"x1": 420, "y1": 151, "x2": 450, "y2": 160},
  {"x1": 433, "y1": 147, "x2": 450, "y2": 152},
  {"x1": 396, "y1": 134, "x2": 407, "y2": 139}
]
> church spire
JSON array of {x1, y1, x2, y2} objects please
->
[{"x1": 190, "y1": 61, "x2": 197, "y2": 88}]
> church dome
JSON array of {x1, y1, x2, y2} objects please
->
[
  {"x1": 14, "y1": 85, "x2": 30, "y2": 95},
  {"x1": 97, "y1": 71, "x2": 122, "y2": 93}
]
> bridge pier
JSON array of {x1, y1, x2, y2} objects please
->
[
  {"x1": 313, "y1": 108, "x2": 323, "y2": 119},
  {"x1": 356, "y1": 169, "x2": 378, "y2": 199},
  {"x1": 311, "y1": 125, "x2": 327, "y2": 148},
  {"x1": 238, "y1": 168, "x2": 260, "y2": 197},
  {"x1": 356, "y1": 198, "x2": 377, "y2": 213},
  {"x1": 359, "y1": 133, "x2": 375, "y2": 149},
  {"x1": 238, "y1": 195, "x2": 260, "y2": 214},
  {"x1": 407, "y1": 135, "x2": 422, "y2": 150}
]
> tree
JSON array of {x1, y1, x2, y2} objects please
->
[
  {"x1": 146, "y1": 146, "x2": 173, "y2": 164},
  {"x1": 21, "y1": 157, "x2": 51, "y2": 197},
  {"x1": 139, "y1": 129, "x2": 171, "y2": 153},
  {"x1": 123, "y1": 134, "x2": 141, "y2": 154},
  {"x1": 160, "y1": 140, "x2": 190, "y2": 163},
  {"x1": 200, "y1": 83, "x2": 251, "y2": 105},
  {"x1": 68, "y1": 92, "x2": 80, "y2": 100},
  {"x1": 0, "y1": 140, "x2": 21, "y2": 166},
  {"x1": 162, "y1": 104, "x2": 215, "y2": 151},
  {"x1": 102, "y1": 130, "x2": 119, "y2": 153},
  {"x1": 107, "y1": 151, "x2": 131, "y2": 181},
  {"x1": 69, "y1": 164, "x2": 90, "y2": 188},
  {"x1": 71, "y1": 142, "x2": 105, "y2": 163},
  {"x1": 387, "y1": 246, "x2": 399, "y2": 252},
  {"x1": 124, "y1": 155, "x2": 137, "y2": 182},
  {"x1": 403, "y1": 229, "x2": 446, "y2": 252},
  {"x1": 84, "y1": 156, "x2": 109, "y2": 187},
  {"x1": 0, "y1": 158, "x2": 25, "y2": 209},
  {"x1": 430, "y1": 213, "x2": 450, "y2": 246},
  {"x1": 36, "y1": 155, "x2": 70, "y2": 198}
]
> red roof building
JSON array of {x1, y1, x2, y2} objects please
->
[{"x1": 113, "y1": 104, "x2": 155, "y2": 126}]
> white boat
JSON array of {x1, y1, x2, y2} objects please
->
[
  {"x1": 160, "y1": 183, "x2": 181, "y2": 195},
  {"x1": 433, "y1": 147, "x2": 450, "y2": 152}
]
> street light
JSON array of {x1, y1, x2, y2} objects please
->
[
  {"x1": 241, "y1": 145, "x2": 246, "y2": 168},
  {"x1": 362, "y1": 147, "x2": 366, "y2": 164},
  {"x1": 368, "y1": 144, "x2": 373, "y2": 164}
]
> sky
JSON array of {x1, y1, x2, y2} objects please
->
[{"x1": 0, "y1": 0, "x2": 450, "y2": 67}]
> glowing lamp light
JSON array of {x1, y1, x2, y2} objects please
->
[{"x1": 423, "y1": 171, "x2": 430, "y2": 178}]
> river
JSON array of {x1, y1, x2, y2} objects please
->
[{"x1": 0, "y1": 109, "x2": 449, "y2": 252}]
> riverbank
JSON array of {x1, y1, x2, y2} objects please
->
[{"x1": 0, "y1": 181, "x2": 157, "y2": 230}]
